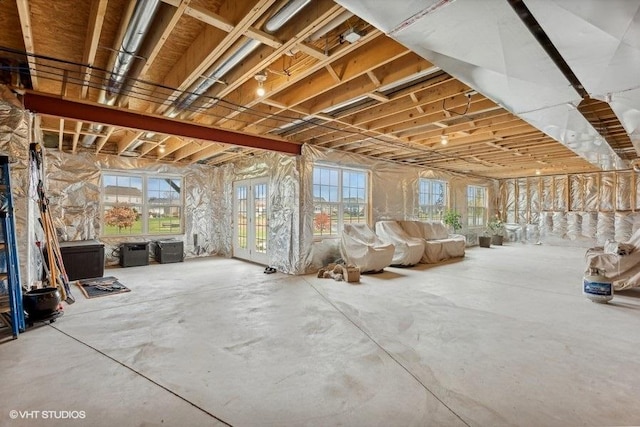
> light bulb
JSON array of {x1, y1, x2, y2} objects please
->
[
  {"x1": 440, "y1": 135, "x2": 448, "y2": 145},
  {"x1": 158, "y1": 145, "x2": 166, "y2": 154},
  {"x1": 256, "y1": 86, "x2": 266, "y2": 97},
  {"x1": 535, "y1": 169, "x2": 541, "y2": 175}
]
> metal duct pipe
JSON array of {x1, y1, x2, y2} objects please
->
[
  {"x1": 82, "y1": 0, "x2": 160, "y2": 147},
  {"x1": 107, "y1": 0, "x2": 161, "y2": 97},
  {"x1": 170, "y1": 0, "x2": 312, "y2": 114},
  {"x1": 265, "y1": 0, "x2": 313, "y2": 33},
  {"x1": 308, "y1": 10, "x2": 354, "y2": 41}
]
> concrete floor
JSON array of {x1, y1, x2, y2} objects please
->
[{"x1": 1, "y1": 244, "x2": 640, "y2": 426}]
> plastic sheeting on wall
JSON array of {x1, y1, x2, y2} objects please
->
[
  {"x1": 504, "y1": 180, "x2": 516, "y2": 223},
  {"x1": 554, "y1": 176, "x2": 567, "y2": 211},
  {"x1": 517, "y1": 178, "x2": 528, "y2": 224},
  {"x1": 617, "y1": 173, "x2": 632, "y2": 211},
  {"x1": 584, "y1": 174, "x2": 599, "y2": 211},
  {"x1": 614, "y1": 212, "x2": 634, "y2": 242},
  {"x1": 599, "y1": 173, "x2": 615, "y2": 211},
  {"x1": 44, "y1": 150, "x2": 225, "y2": 266},
  {"x1": 542, "y1": 177, "x2": 554, "y2": 210},
  {"x1": 552, "y1": 211, "x2": 567, "y2": 237},
  {"x1": 596, "y1": 211, "x2": 615, "y2": 244},
  {"x1": 529, "y1": 178, "x2": 540, "y2": 215},
  {"x1": 570, "y1": 175, "x2": 583, "y2": 211},
  {"x1": 566, "y1": 212, "x2": 582, "y2": 240},
  {"x1": 300, "y1": 145, "x2": 495, "y2": 271},
  {"x1": 540, "y1": 211, "x2": 553, "y2": 238},
  {"x1": 582, "y1": 212, "x2": 598, "y2": 239}
]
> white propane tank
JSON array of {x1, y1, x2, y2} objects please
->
[{"x1": 583, "y1": 267, "x2": 613, "y2": 303}]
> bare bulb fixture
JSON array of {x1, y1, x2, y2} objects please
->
[
  {"x1": 158, "y1": 144, "x2": 166, "y2": 154},
  {"x1": 440, "y1": 135, "x2": 448, "y2": 145},
  {"x1": 255, "y1": 72, "x2": 267, "y2": 97},
  {"x1": 535, "y1": 169, "x2": 541, "y2": 175}
]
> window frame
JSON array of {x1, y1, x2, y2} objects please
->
[
  {"x1": 101, "y1": 171, "x2": 184, "y2": 237},
  {"x1": 418, "y1": 178, "x2": 448, "y2": 221},
  {"x1": 467, "y1": 185, "x2": 487, "y2": 228},
  {"x1": 312, "y1": 164, "x2": 369, "y2": 239}
]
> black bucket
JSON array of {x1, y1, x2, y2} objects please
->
[{"x1": 23, "y1": 288, "x2": 61, "y2": 319}]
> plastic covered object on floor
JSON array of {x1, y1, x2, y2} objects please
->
[
  {"x1": 375, "y1": 221, "x2": 425, "y2": 266},
  {"x1": 340, "y1": 224, "x2": 395, "y2": 273},
  {"x1": 399, "y1": 220, "x2": 465, "y2": 264},
  {"x1": 584, "y1": 227, "x2": 640, "y2": 291}
]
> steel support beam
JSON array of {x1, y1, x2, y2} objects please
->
[{"x1": 22, "y1": 91, "x2": 301, "y2": 155}]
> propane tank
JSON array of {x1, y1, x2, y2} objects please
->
[{"x1": 583, "y1": 267, "x2": 613, "y2": 303}]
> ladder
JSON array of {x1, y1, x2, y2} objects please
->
[{"x1": 0, "y1": 155, "x2": 25, "y2": 338}]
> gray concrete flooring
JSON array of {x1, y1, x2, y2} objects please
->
[{"x1": 1, "y1": 244, "x2": 640, "y2": 426}]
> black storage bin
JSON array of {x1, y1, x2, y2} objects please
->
[
  {"x1": 58, "y1": 240, "x2": 105, "y2": 281},
  {"x1": 120, "y1": 242, "x2": 149, "y2": 267},
  {"x1": 155, "y1": 240, "x2": 184, "y2": 264}
]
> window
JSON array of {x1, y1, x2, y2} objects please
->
[
  {"x1": 418, "y1": 179, "x2": 447, "y2": 220},
  {"x1": 102, "y1": 173, "x2": 183, "y2": 236},
  {"x1": 313, "y1": 165, "x2": 368, "y2": 237},
  {"x1": 467, "y1": 185, "x2": 487, "y2": 227}
]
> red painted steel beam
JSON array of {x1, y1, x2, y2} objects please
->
[{"x1": 22, "y1": 91, "x2": 301, "y2": 155}]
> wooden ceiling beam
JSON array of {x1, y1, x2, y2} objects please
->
[
  {"x1": 153, "y1": 0, "x2": 276, "y2": 111},
  {"x1": 187, "y1": 143, "x2": 229, "y2": 164},
  {"x1": 95, "y1": 126, "x2": 115, "y2": 153},
  {"x1": 118, "y1": 131, "x2": 144, "y2": 154},
  {"x1": 80, "y1": 0, "x2": 108, "y2": 99},
  {"x1": 71, "y1": 121, "x2": 83, "y2": 153},
  {"x1": 15, "y1": 0, "x2": 38, "y2": 90},
  {"x1": 140, "y1": 0, "x2": 192, "y2": 77}
]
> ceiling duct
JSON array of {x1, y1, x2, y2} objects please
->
[
  {"x1": 335, "y1": 0, "x2": 626, "y2": 170},
  {"x1": 168, "y1": 0, "x2": 312, "y2": 116},
  {"x1": 82, "y1": 0, "x2": 161, "y2": 148},
  {"x1": 520, "y1": 0, "x2": 640, "y2": 156}
]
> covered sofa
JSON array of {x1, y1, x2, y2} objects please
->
[
  {"x1": 399, "y1": 220, "x2": 466, "y2": 264},
  {"x1": 375, "y1": 220, "x2": 425, "y2": 266},
  {"x1": 340, "y1": 223, "x2": 395, "y2": 273},
  {"x1": 584, "y1": 227, "x2": 640, "y2": 291}
]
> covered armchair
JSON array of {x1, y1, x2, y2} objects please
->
[
  {"x1": 584, "y1": 227, "x2": 640, "y2": 291},
  {"x1": 340, "y1": 223, "x2": 395, "y2": 273},
  {"x1": 375, "y1": 220, "x2": 425, "y2": 266}
]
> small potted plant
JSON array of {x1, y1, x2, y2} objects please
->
[
  {"x1": 442, "y1": 209, "x2": 462, "y2": 234},
  {"x1": 478, "y1": 231, "x2": 492, "y2": 248},
  {"x1": 487, "y1": 214, "x2": 505, "y2": 245}
]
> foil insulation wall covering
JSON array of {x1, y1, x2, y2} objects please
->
[
  {"x1": 44, "y1": 150, "x2": 224, "y2": 266},
  {"x1": 617, "y1": 173, "x2": 633, "y2": 211},
  {"x1": 499, "y1": 171, "x2": 639, "y2": 247},
  {"x1": 542, "y1": 177, "x2": 554, "y2": 210},
  {"x1": 566, "y1": 212, "x2": 582, "y2": 241},
  {"x1": 504, "y1": 180, "x2": 516, "y2": 223},
  {"x1": 584, "y1": 175, "x2": 599, "y2": 211},
  {"x1": 570, "y1": 175, "x2": 583, "y2": 211},
  {"x1": 0, "y1": 86, "x2": 33, "y2": 286},
  {"x1": 300, "y1": 145, "x2": 495, "y2": 271},
  {"x1": 637, "y1": 175, "x2": 640, "y2": 210},
  {"x1": 582, "y1": 212, "x2": 597, "y2": 239},
  {"x1": 517, "y1": 179, "x2": 528, "y2": 224},
  {"x1": 228, "y1": 151, "x2": 300, "y2": 274},
  {"x1": 599, "y1": 173, "x2": 615, "y2": 211}
]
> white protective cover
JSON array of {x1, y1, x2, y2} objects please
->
[
  {"x1": 399, "y1": 220, "x2": 466, "y2": 264},
  {"x1": 375, "y1": 221, "x2": 425, "y2": 266},
  {"x1": 584, "y1": 227, "x2": 640, "y2": 291},
  {"x1": 340, "y1": 223, "x2": 395, "y2": 273}
]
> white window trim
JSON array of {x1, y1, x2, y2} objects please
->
[
  {"x1": 467, "y1": 185, "x2": 487, "y2": 229},
  {"x1": 312, "y1": 164, "x2": 370, "y2": 239},
  {"x1": 418, "y1": 178, "x2": 448, "y2": 221},
  {"x1": 101, "y1": 171, "x2": 184, "y2": 237}
]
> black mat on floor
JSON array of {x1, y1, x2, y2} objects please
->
[{"x1": 76, "y1": 276, "x2": 130, "y2": 299}]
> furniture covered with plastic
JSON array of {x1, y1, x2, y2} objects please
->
[
  {"x1": 340, "y1": 223, "x2": 395, "y2": 273},
  {"x1": 584, "y1": 227, "x2": 640, "y2": 291},
  {"x1": 399, "y1": 220, "x2": 466, "y2": 264},
  {"x1": 374, "y1": 221, "x2": 425, "y2": 266}
]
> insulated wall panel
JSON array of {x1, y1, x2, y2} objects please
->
[
  {"x1": 570, "y1": 175, "x2": 583, "y2": 211},
  {"x1": 529, "y1": 178, "x2": 540, "y2": 214},
  {"x1": 596, "y1": 211, "x2": 615, "y2": 244},
  {"x1": 517, "y1": 178, "x2": 528, "y2": 224},
  {"x1": 542, "y1": 177, "x2": 553, "y2": 210},
  {"x1": 585, "y1": 175, "x2": 599, "y2": 211},
  {"x1": 505, "y1": 179, "x2": 516, "y2": 223},
  {"x1": 554, "y1": 176, "x2": 567, "y2": 211},
  {"x1": 552, "y1": 211, "x2": 567, "y2": 237},
  {"x1": 582, "y1": 212, "x2": 598, "y2": 239},
  {"x1": 566, "y1": 212, "x2": 582, "y2": 240},
  {"x1": 600, "y1": 173, "x2": 615, "y2": 211},
  {"x1": 616, "y1": 172, "x2": 632, "y2": 211},
  {"x1": 615, "y1": 211, "x2": 634, "y2": 242}
]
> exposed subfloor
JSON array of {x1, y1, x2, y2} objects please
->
[{"x1": 2, "y1": 244, "x2": 640, "y2": 426}]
